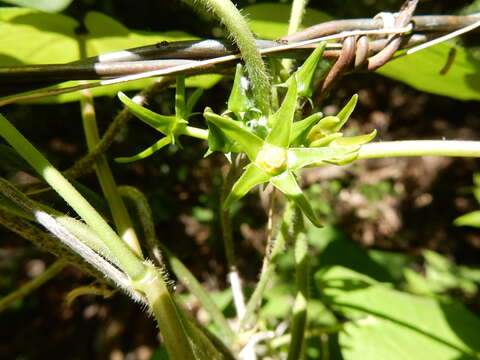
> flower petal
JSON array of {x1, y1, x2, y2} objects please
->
[
  {"x1": 224, "y1": 163, "x2": 270, "y2": 209},
  {"x1": 204, "y1": 109, "x2": 264, "y2": 161},
  {"x1": 266, "y1": 76, "x2": 297, "y2": 148},
  {"x1": 270, "y1": 171, "x2": 322, "y2": 227},
  {"x1": 288, "y1": 146, "x2": 358, "y2": 170},
  {"x1": 115, "y1": 137, "x2": 172, "y2": 163},
  {"x1": 118, "y1": 92, "x2": 176, "y2": 135}
]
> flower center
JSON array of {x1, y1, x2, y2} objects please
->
[{"x1": 256, "y1": 145, "x2": 287, "y2": 175}]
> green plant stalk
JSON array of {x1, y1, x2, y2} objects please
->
[
  {"x1": 283, "y1": 0, "x2": 309, "y2": 71},
  {"x1": 80, "y1": 90, "x2": 143, "y2": 258},
  {"x1": 357, "y1": 140, "x2": 480, "y2": 159},
  {"x1": 118, "y1": 185, "x2": 235, "y2": 343},
  {"x1": 270, "y1": 324, "x2": 345, "y2": 348},
  {"x1": 0, "y1": 114, "x2": 146, "y2": 280},
  {"x1": 287, "y1": 231, "x2": 309, "y2": 360},
  {"x1": 239, "y1": 201, "x2": 295, "y2": 331},
  {"x1": 0, "y1": 259, "x2": 66, "y2": 312},
  {"x1": 196, "y1": 0, "x2": 271, "y2": 114},
  {"x1": 134, "y1": 264, "x2": 197, "y2": 360}
]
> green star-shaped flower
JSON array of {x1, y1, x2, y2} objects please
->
[
  {"x1": 204, "y1": 75, "x2": 359, "y2": 227},
  {"x1": 115, "y1": 76, "x2": 206, "y2": 163}
]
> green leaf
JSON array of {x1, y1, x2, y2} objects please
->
[
  {"x1": 223, "y1": 164, "x2": 270, "y2": 209},
  {"x1": 228, "y1": 64, "x2": 252, "y2": 119},
  {"x1": 454, "y1": 210, "x2": 480, "y2": 228},
  {"x1": 294, "y1": 42, "x2": 326, "y2": 99},
  {"x1": 245, "y1": 3, "x2": 332, "y2": 40},
  {"x1": 185, "y1": 88, "x2": 204, "y2": 117},
  {"x1": 203, "y1": 109, "x2": 264, "y2": 161},
  {"x1": 266, "y1": 76, "x2": 297, "y2": 147},
  {"x1": 114, "y1": 137, "x2": 172, "y2": 163},
  {"x1": 316, "y1": 266, "x2": 480, "y2": 360},
  {"x1": 290, "y1": 112, "x2": 323, "y2": 147},
  {"x1": 270, "y1": 171, "x2": 322, "y2": 227},
  {"x1": 205, "y1": 122, "x2": 232, "y2": 156},
  {"x1": 1, "y1": 0, "x2": 73, "y2": 13},
  {"x1": 377, "y1": 43, "x2": 480, "y2": 101},
  {"x1": 288, "y1": 146, "x2": 358, "y2": 170},
  {"x1": 117, "y1": 92, "x2": 177, "y2": 135},
  {"x1": 309, "y1": 133, "x2": 343, "y2": 147}
]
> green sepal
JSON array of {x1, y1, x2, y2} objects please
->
[
  {"x1": 203, "y1": 108, "x2": 263, "y2": 161},
  {"x1": 331, "y1": 129, "x2": 377, "y2": 146},
  {"x1": 228, "y1": 64, "x2": 253, "y2": 120},
  {"x1": 118, "y1": 92, "x2": 176, "y2": 135},
  {"x1": 291, "y1": 112, "x2": 323, "y2": 147},
  {"x1": 287, "y1": 146, "x2": 358, "y2": 170},
  {"x1": 323, "y1": 151, "x2": 359, "y2": 166},
  {"x1": 270, "y1": 171, "x2": 322, "y2": 227},
  {"x1": 294, "y1": 42, "x2": 327, "y2": 99},
  {"x1": 224, "y1": 163, "x2": 270, "y2": 209},
  {"x1": 307, "y1": 116, "x2": 341, "y2": 141},
  {"x1": 309, "y1": 133, "x2": 343, "y2": 147},
  {"x1": 115, "y1": 137, "x2": 172, "y2": 163},
  {"x1": 334, "y1": 94, "x2": 358, "y2": 132},
  {"x1": 205, "y1": 121, "x2": 233, "y2": 157},
  {"x1": 266, "y1": 76, "x2": 297, "y2": 147}
]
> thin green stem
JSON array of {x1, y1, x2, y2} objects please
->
[
  {"x1": 0, "y1": 260, "x2": 66, "y2": 312},
  {"x1": 287, "y1": 212, "x2": 309, "y2": 360},
  {"x1": 80, "y1": 89, "x2": 143, "y2": 258},
  {"x1": 283, "y1": 0, "x2": 309, "y2": 71},
  {"x1": 182, "y1": 126, "x2": 209, "y2": 140},
  {"x1": 357, "y1": 140, "x2": 480, "y2": 159},
  {"x1": 0, "y1": 113, "x2": 146, "y2": 280},
  {"x1": 239, "y1": 201, "x2": 295, "y2": 331},
  {"x1": 195, "y1": 0, "x2": 271, "y2": 114}
]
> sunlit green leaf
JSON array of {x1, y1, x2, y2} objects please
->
[
  {"x1": 266, "y1": 76, "x2": 297, "y2": 147},
  {"x1": 309, "y1": 133, "x2": 343, "y2": 147},
  {"x1": 316, "y1": 266, "x2": 480, "y2": 360},
  {"x1": 271, "y1": 171, "x2": 322, "y2": 227},
  {"x1": 1, "y1": 0, "x2": 73, "y2": 13},
  {"x1": 454, "y1": 210, "x2": 480, "y2": 228},
  {"x1": 377, "y1": 43, "x2": 480, "y2": 101},
  {"x1": 245, "y1": 3, "x2": 332, "y2": 40},
  {"x1": 223, "y1": 164, "x2": 269, "y2": 209}
]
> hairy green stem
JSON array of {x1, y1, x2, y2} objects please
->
[
  {"x1": 195, "y1": 0, "x2": 271, "y2": 114},
  {"x1": 80, "y1": 89, "x2": 143, "y2": 258},
  {"x1": 0, "y1": 259, "x2": 66, "y2": 312},
  {"x1": 0, "y1": 114, "x2": 146, "y2": 280},
  {"x1": 118, "y1": 185, "x2": 235, "y2": 344}
]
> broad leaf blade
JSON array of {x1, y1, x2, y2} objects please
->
[
  {"x1": 224, "y1": 164, "x2": 270, "y2": 209},
  {"x1": 316, "y1": 266, "x2": 480, "y2": 360},
  {"x1": 266, "y1": 76, "x2": 297, "y2": 147},
  {"x1": 288, "y1": 146, "x2": 358, "y2": 170},
  {"x1": 271, "y1": 171, "x2": 322, "y2": 227},
  {"x1": 1, "y1": 0, "x2": 73, "y2": 13}
]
